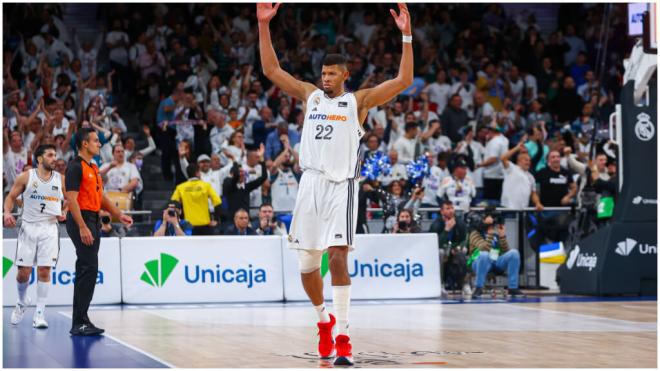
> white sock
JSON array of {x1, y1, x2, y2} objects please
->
[
  {"x1": 36, "y1": 281, "x2": 49, "y2": 314},
  {"x1": 314, "y1": 303, "x2": 331, "y2": 323},
  {"x1": 17, "y1": 281, "x2": 28, "y2": 305},
  {"x1": 332, "y1": 285, "x2": 351, "y2": 336}
]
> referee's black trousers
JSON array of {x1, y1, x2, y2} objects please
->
[{"x1": 66, "y1": 211, "x2": 101, "y2": 327}]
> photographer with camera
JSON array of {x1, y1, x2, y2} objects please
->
[
  {"x1": 99, "y1": 209, "x2": 128, "y2": 238},
  {"x1": 429, "y1": 200, "x2": 471, "y2": 297},
  {"x1": 392, "y1": 209, "x2": 421, "y2": 234},
  {"x1": 253, "y1": 203, "x2": 287, "y2": 236},
  {"x1": 466, "y1": 206, "x2": 523, "y2": 299},
  {"x1": 153, "y1": 200, "x2": 193, "y2": 236}
]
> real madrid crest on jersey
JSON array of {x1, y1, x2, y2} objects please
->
[
  {"x1": 32, "y1": 181, "x2": 38, "y2": 189},
  {"x1": 313, "y1": 96, "x2": 320, "y2": 106},
  {"x1": 634, "y1": 112, "x2": 654, "y2": 142}
]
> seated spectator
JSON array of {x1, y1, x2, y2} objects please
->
[
  {"x1": 392, "y1": 209, "x2": 421, "y2": 234},
  {"x1": 467, "y1": 212, "x2": 523, "y2": 298},
  {"x1": 225, "y1": 209, "x2": 256, "y2": 235},
  {"x1": 171, "y1": 163, "x2": 222, "y2": 235},
  {"x1": 100, "y1": 209, "x2": 127, "y2": 238},
  {"x1": 428, "y1": 200, "x2": 470, "y2": 297},
  {"x1": 252, "y1": 203, "x2": 287, "y2": 236},
  {"x1": 153, "y1": 201, "x2": 193, "y2": 236},
  {"x1": 500, "y1": 139, "x2": 544, "y2": 210},
  {"x1": 437, "y1": 158, "x2": 476, "y2": 212},
  {"x1": 99, "y1": 144, "x2": 142, "y2": 195}
]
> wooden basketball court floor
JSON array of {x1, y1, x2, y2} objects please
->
[{"x1": 3, "y1": 296, "x2": 657, "y2": 368}]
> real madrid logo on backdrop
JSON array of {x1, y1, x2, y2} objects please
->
[{"x1": 634, "y1": 112, "x2": 654, "y2": 141}]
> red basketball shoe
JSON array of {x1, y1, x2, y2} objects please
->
[
  {"x1": 317, "y1": 313, "x2": 336, "y2": 359},
  {"x1": 334, "y1": 334, "x2": 354, "y2": 366}
]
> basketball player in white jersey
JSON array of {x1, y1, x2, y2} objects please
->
[
  {"x1": 3, "y1": 144, "x2": 66, "y2": 329},
  {"x1": 258, "y1": 3, "x2": 413, "y2": 366}
]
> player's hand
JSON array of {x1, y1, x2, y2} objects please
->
[
  {"x1": 390, "y1": 3, "x2": 411, "y2": 36},
  {"x1": 119, "y1": 214, "x2": 133, "y2": 227},
  {"x1": 256, "y1": 3, "x2": 281, "y2": 24},
  {"x1": 4, "y1": 213, "x2": 16, "y2": 228},
  {"x1": 57, "y1": 213, "x2": 67, "y2": 222},
  {"x1": 80, "y1": 226, "x2": 94, "y2": 246}
]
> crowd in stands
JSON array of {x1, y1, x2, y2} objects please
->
[{"x1": 4, "y1": 3, "x2": 628, "y2": 240}]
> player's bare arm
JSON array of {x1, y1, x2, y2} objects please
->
[
  {"x1": 354, "y1": 3, "x2": 413, "y2": 122},
  {"x1": 3, "y1": 171, "x2": 29, "y2": 228},
  {"x1": 257, "y1": 3, "x2": 317, "y2": 102}
]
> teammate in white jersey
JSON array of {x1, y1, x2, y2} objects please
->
[
  {"x1": 3, "y1": 144, "x2": 67, "y2": 329},
  {"x1": 258, "y1": 3, "x2": 413, "y2": 366}
]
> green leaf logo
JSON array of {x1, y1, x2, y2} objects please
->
[
  {"x1": 3, "y1": 257, "x2": 13, "y2": 278},
  {"x1": 141, "y1": 253, "x2": 179, "y2": 287},
  {"x1": 320, "y1": 252, "x2": 329, "y2": 278}
]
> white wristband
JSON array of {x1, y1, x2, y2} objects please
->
[{"x1": 402, "y1": 34, "x2": 413, "y2": 43}]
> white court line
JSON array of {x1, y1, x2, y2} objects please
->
[
  {"x1": 58, "y1": 312, "x2": 177, "y2": 368},
  {"x1": 506, "y1": 303, "x2": 658, "y2": 327}
]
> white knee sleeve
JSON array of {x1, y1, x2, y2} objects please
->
[{"x1": 297, "y1": 249, "x2": 324, "y2": 274}]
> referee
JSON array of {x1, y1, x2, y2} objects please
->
[{"x1": 65, "y1": 128, "x2": 133, "y2": 336}]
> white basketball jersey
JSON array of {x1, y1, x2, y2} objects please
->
[
  {"x1": 21, "y1": 169, "x2": 64, "y2": 223},
  {"x1": 271, "y1": 170, "x2": 299, "y2": 212},
  {"x1": 299, "y1": 90, "x2": 365, "y2": 182}
]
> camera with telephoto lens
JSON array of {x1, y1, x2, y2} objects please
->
[
  {"x1": 484, "y1": 205, "x2": 504, "y2": 226},
  {"x1": 101, "y1": 216, "x2": 111, "y2": 225},
  {"x1": 465, "y1": 205, "x2": 504, "y2": 233},
  {"x1": 168, "y1": 209, "x2": 176, "y2": 217}
]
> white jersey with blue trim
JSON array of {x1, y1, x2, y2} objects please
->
[
  {"x1": 299, "y1": 89, "x2": 365, "y2": 182},
  {"x1": 20, "y1": 169, "x2": 63, "y2": 223}
]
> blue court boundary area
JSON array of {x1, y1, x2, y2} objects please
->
[{"x1": 3, "y1": 308, "x2": 169, "y2": 368}]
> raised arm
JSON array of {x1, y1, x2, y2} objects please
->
[
  {"x1": 354, "y1": 3, "x2": 413, "y2": 111},
  {"x1": 501, "y1": 136, "x2": 526, "y2": 170},
  {"x1": 257, "y1": 3, "x2": 316, "y2": 102}
]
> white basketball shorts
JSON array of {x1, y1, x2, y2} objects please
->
[
  {"x1": 288, "y1": 170, "x2": 359, "y2": 251},
  {"x1": 15, "y1": 221, "x2": 60, "y2": 267}
]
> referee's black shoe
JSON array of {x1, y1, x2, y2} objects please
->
[{"x1": 70, "y1": 323, "x2": 105, "y2": 336}]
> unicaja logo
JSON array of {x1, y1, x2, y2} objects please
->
[
  {"x1": 615, "y1": 238, "x2": 657, "y2": 256},
  {"x1": 616, "y1": 238, "x2": 637, "y2": 256},
  {"x1": 141, "y1": 253, "x2": 179, "y2": 287},
  {"x1": 566, "y1": 245, "x2": 598, "y2": 271},
  {"x1": 3, "y1": 257, "x2": 13, "y2": 278},
  {"x1": 566, "y1": 246, "x2": 580, "y2": 269}
]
